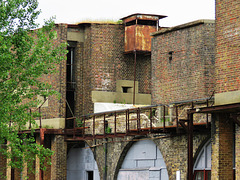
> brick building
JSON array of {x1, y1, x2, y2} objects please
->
[
  {"x1": 0, "y1": 0, "x2": 240, "y2": 179},
  {"x1": 151, "y1": 20, "x2": 215, "y2": 105}
]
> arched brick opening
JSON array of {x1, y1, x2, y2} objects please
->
[
  {"x1": 67, "y1": 141, "x2": 100, "y2": 180},
  {"x1": 114, "y1": 137, "x2": 168, "y2": 180}
]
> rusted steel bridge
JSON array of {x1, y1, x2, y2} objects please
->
[
  {"x1": 64, "y1": 102, "x2": 210, "y2": 141},
  {"x1": 18, "y1": 95, "x2": 240, "y2": 180}
]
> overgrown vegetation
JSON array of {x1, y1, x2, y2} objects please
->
[{"x1": 0, "y1": 0, "x2": 67, "y2": 178}]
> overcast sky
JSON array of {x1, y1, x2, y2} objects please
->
[{"x1": 36, "y1": 0, "x2": 215, "y2": 27}]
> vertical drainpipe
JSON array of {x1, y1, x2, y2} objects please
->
[
  {"x1": 133, "y1": 18, "x2": 138, "y2": 105},
  {"x1": 133, "y1": 50, "x2": 136, "y2": 105}
]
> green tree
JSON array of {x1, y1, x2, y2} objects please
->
[{"x1": 0, "y1": 0, "x2": 67, "y2": 178}]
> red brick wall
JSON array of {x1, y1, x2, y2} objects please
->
[
  {"x1": 215, "y1": 0, "x2": 240, "y2": 93},
  {"x1": 151, "y1": 22, "x2": 215, "y2": 104},
  {"x1": 77, "y1": 23, "x2": 152, "y2": 115},
  {"x1": 39, "y1": 24, "x2": 67, "y2": 119}
]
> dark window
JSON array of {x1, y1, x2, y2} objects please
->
[
  {"x1": 125, "y1": 20, "x2": 157, "y2": 26},
  {"x1": 126, "y1": 20, "x2": 136, "y2": 26},
  {"x1": 193, "y1": 170, "x2": 211, "y2": 180},
  {"x1": 87, "y1": 171, "x2": 94, "y2": 180},
  {"x1": 169, "y1": 51, "x2": 173, "y2": 62},
  {"x1": 122, "y1": 87, "x2": 132, "y2": 93},
  {"x1": 137, "y1": 20, "x2": 157, "y2": 26},
  {"x1": 67, "y1": 47, "x2": 75, "y2": 90}
]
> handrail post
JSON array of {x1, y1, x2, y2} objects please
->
[
  {"x1": 39, "y1": 107, "x2": 42, "y2": 128},
  {"x1": 206, "y1": 99, "x2": 209, "y2": 128},
  {"x1": 127, "y1": 110, "x2": 130, "y2": 133},
  {"x1": 114, "y1": 112, "x2": 117, "y2": 136},
  {"x1": 73, "y1": 117, "x2": 76, "y2": 139},
  {"x1": 163, "y1": 106, "x2": 166, "y2": 132},
  {"x1": 104, "y1": 114, "x2": 106, "y2": 137},
  {"x1": 150, "y1": 108, "x2": 153, "y2": 132},
  {"x1": 137, "y1": 108, "x2": 140, "y2": 132},
  {"x1": 83, "y1": 116, "x2": 86, "y2": 138},
  {"x1": 176, "y1": 105, "x2": 179, "y2": 133},
  {"x1": 29, "y1": 109, "x2": 32, "y2": 129},
  {"x1": 93, "y1": 115, "x2": 95, "y2": 138},
  {"x1": 125, "y1": 110, "x2": 128, "y2": 135}
]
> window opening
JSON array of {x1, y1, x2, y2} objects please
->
[
  {"x1": 66, "y1": 46, "x2": 76, "y2": 124},
  {"x1": 137, "y1": 20, "x2": 157, "y2": 26},
  {"x1": 87, "y1": 171, "x2": 94, "y2": 180},
  {"x1": 122, "y1": 86, "x2": 132, "y2": 93},
  {"x1": 126, "y1": 20, "x2": 136, "y2": 26},
  {"x1": 169, "y1": 51, "x2": 173, "y2": 62},
  {"x1": 125, "y1": 19, "x2": 157, "y2": 26},
  {"x1": 67, "y1": 47, "x2": 75, "y2": 90}
]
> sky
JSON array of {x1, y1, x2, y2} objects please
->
[{"x1": 36, "y1": 0, "x2": 215, "y2": 27}]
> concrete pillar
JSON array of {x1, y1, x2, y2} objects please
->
[
  {"x1": 211, "y1": 114, "x2": 234, "y2": 179},
  {"x1": 51, "y1": 135, "x2": 67, "y2": 180}
]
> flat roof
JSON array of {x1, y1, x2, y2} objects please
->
[
  {"x1": 151, "y1": 19, "x2": 215, "y2": 36},
  {"x1": 120, "y1": 13, "x2": 167, "y2": 20}
]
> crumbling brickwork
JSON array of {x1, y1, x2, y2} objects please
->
[{"x1": 151, "y1": 21, "x2": 215, "y2": 104}]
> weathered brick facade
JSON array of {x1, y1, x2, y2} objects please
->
[
  {"x1": 1, "y1": 0, "x2": 240, "y2": 179},
  {"x1": 73, "y1": 23, "x2": 152, "y2": 115},
  {"x1": 38, "y1": 24, "x2": 67, "y2": 120},
  {"x1": 211, "y1": 1, "x2": 240, "y2": 179},
  {"x1": 151, "y1": 20, "x2": 215, "y2": 104},
  {"x1": 85, "y1": 133, "x2": 209, "y2": 180},
  {"x1": 211, "y1": 114, "x2": 234, "y2": 179},
  {"x1": 51, "y1": 135, "x2": 67, "y2": 180},
  {"x1": 215, "y1": 0, "x2": 240, "y2": 93}
]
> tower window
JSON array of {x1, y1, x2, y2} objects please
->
[{"x1": 169, "y1": 51, "x2": 174, "y2": 62}]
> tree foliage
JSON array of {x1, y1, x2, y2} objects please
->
[{"x1": 0, "y1": 0, "x2": 67, "y2": 177}]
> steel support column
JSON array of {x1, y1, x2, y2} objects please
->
[{"x1": 188, "y1": 113, "x2": 193, "y2": 180}]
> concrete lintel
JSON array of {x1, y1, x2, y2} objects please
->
[{"x1": 215, "y1": 90, "x2": 240, "y2": 106}]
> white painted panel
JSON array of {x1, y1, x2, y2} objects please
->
[
  {"x1": 149, "y1": 170, "x2": 160, "y2": 178},
  {"x1": 161, "y1": 168, "x2": 169, "y2": 179},
  {"x1": 67, "y1": 145, "x2": 100, "y2": 180},
  {"x1": 94, "y1": 102, "x2": 135, "y2": 113},
  {"x1": 195, "y1": 150, "x2": 205, "y2": 169},
  {"x1": 137, "y1": 160, "x2": 155, "y2": 168},
  {"x1": 118, "y1": 170, "x2": 149, "y2": 180},
  {"x1": 206, "y1": 142, "x2": 212, "y2": 168},
  {"x1": 117, "y1": 140, "x2": 169, "y2": 180},
  {"x1": 133, "y1": 140, "x2": 157, "y2": 160}
]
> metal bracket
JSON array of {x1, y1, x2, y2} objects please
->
[
  {"x1": 179, "y1": 119, "x2": 189, "y2": 132},
  {"x1": 231, "y1": 115, "x2": 240, "y2": 126}
]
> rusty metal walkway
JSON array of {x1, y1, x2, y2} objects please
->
[{"x1": 64, "y1": 99, "x2": 212, "y2": 141}]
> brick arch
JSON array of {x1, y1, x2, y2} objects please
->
[
  {"x1": 113, "y1": 137, "x2": 137, "y2": 180},
  {"x1": 153, "y1": 133, "x2": 208, "y2": 179},
  {"x1": 114, "y1": 136, "x2": 168, "y2": 180},
  {"x1": 193, "y1": 135, "x2": 211, "y2": 165},
  {"x1": 67, "y1": 140, "x2": 100, "y2": 180}
]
